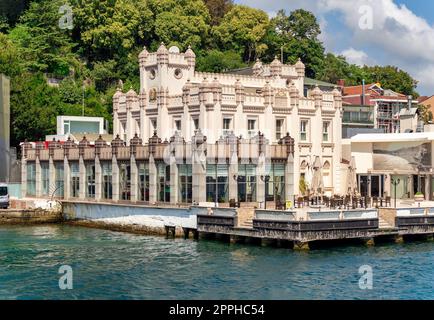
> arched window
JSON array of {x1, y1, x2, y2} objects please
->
[{"x1": 323, "y1": 161, "x2": 331, "y2": 188}]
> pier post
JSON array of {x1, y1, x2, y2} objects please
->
[
  {"x1": 165, "y1": 225, "x2": 176, "y2": 238},
  {"x1": 362, "y1": 237, "x2": 375, "y2": 247},
  {"x1": 394, "y1": 235, "x2": 405, "y2": 244},
  {"x1": 229, "y1": 235, "x2": 245, "y2": 245},
  {"x1": 261, "y1": 238, "x2": 275, "y2": 247},
  {"x1": 293, "y1": 241, "x2": 310, "y2": 251}
]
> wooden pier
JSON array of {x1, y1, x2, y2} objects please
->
[{"x1": 196, "y1": 207, "x2": 434, "y2": 250}]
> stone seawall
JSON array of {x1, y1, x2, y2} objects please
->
[
  {"x1": 0, "y1": 209, "x2": 63, "y2": 224},
  {"x1": 65, "y1": 220, "x2": 185, "y2": 237},
  {"x1": 62, "y1": 201, "x2": 198, "y2": 238}
]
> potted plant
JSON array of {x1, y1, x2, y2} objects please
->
[{"x1": 414, "y1": 192, "x2": 425, "y2": 202}]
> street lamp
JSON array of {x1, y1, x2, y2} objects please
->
[
  {"x1": 260, "y1": 175, "x2": 270, "y2": 209},
  {"x1": 391, "y1": 178, "x2": 401, "y2": 208}
]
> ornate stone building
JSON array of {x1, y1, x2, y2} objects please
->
[
  {"x1": 113, "y1": 44, "x2": 343, "y2": 196},
  {"x1": 20, "y1": 43, "x2": 343, "y2": 206}
]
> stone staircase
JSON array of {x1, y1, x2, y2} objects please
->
[
  {"x1": 239, "y1": 219, "x2": 253, "y2": 229},
  {"x1": 378, "y1": 217, "x2": 394, "y2": 229},
  {"x1": 236, "y1": 207, "x2": 254, "y2": 229}
]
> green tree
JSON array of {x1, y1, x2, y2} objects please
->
[
  {"x1": 264, "y1": 9, "x2": 325, "y2": 78},
  {"x1": 212, "y1": 5, "x2": 269, "y2": 62},
  {"x1": 91, "y1": 60, "x2": 119, "y2": 92},
  {"x1": 8, "y1": 0, "x2": 77, "y2": 76},
  {"x1": 10, "y1": 73, "x2": 62, "y2": 146},
  {"x1": 0, "y1": 33, "x2": 25, "y2": 77},
  {"x1": 204, "y1": 0, "x2": 233, "y2": 25},
  {"x1": 148, "y1": 0, "x2": 211, "y2": 50},
  {"x1": 362, "y1": 65, "x2": 418, "y2": 96},
  {"x1": 196, "y1": 49, "x2": 246, "y2": 72},
  {"x1": 71, "y1": 0, "x2": 153, "y2": 62}
]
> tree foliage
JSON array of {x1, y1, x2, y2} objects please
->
[
  {"x1": 263, "y1": 9, "x2": 325, "y2": 78},
  {"x1": 196, "y1": 49, "x2": 246, "y2": 72},
  {"x1": 204, "y1": 0, "x2": 233, "y2": 25},
  {"x1": 212, "y1": 5, "x2": 269, "y2": 62},
  {"x1": 0, "y1": 0, "x2": 421, "y2": 147}
]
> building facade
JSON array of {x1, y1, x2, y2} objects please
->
[
  {"x1": 113, "y1": 44, "x2": 343, "y2": 196},
  {"x1": 345, "y1": 132, "x2": 434, "y2": 201},
  {"x1": 21, "y1": 131, "x2": 295, "y2": 207},
  {"x1": 341, "y1": 82, "x2": 421, "y2": 137}
]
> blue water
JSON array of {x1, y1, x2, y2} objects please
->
[{"x1": 0, "y1": 225, "x2": 433, "y2": 300}]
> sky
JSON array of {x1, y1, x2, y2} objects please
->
[{"x1": 235, "y1": 0, "x2": 434, "y2": 96}]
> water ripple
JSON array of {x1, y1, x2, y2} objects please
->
[{"x1": 0, "y1": 225, "x2": 433, "y2": 300}]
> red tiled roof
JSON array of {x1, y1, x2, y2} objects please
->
[{"x1": 342, "y1": 83, "x2": 378, "y2": 96}]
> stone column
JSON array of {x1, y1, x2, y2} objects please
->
[
  {"x1": 112, "y1": 156, "x2": 120, "y2": 202},
  {"x1": 425, "y1": 174, "x2": 430, "y2": 201},
  {"x1": 35, "y1": 158, "x2": 42, "y2": 197},
  {"x1": 63, "y1": 157, "x2": 71, "y2": 200},
  {"x1": 130, "y1": 155, "x2": 139, "y2": 202},
  {"x1": 79, "y1": 157, "x2": 86, "y2": 199},
  {"x1": 229, "y1": 152, "x2": 238, "y2": 201},
  {"x1": 192, "y1": 153, "x2": 206, "y2": 204},
  {"x1": 95, "y1": 156, "x2": 102, "y2": 201},
  {"x1": 286, "y1": 153, "x2": 295, "y2": 203},
  {"x1": 170, "y1": 157, "x2": 179, "y2": 204},
  {"x1": 148, "y1": 154, "x2": 157, "y2": 203},
  {"x1": 21, "y1": 158, "x2": 27, "y2": 197},
  {"x1": 49, "y1": 158, "x2": 55, "y2": 197},
  {"x1": 384, "y1": 174, "x2": 391, "y2": 197},
  {"x1": 256, "y1": 154, "x2": 266, "y2": 207}
]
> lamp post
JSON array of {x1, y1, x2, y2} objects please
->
[
  {"x1": 260, "y1": 175, "x2": 270, "y2": 210},
  {"x1": 391, "y1": 178, "x2": 401, "y2": 208}
]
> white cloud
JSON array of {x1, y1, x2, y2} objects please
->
[
  {"x1": 340, "y1": 48, "x2": 370, "y2": 66},
  {"x1": 237, "y1": 0, "x2": 434, "y2": 94}
]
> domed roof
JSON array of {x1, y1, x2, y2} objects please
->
[
  {"x1": 185, "y1": 45, "x2": 196, "y2": 58},
  {"x1": 139, "y1": 46, "x2": 149, "y2": 59},
  {"x1": 332, "y1": 86, "x2": 342, "y2": 97},
  {"x1": 311, "y1": 85, "x2": 322, "y2": 97},
  {"x1": 157, "y1": 42, "x2": 168, "y2": 54},
  {"x1": 295, "y1": 58, "x2": 305, "y2": 69},
  {"x1": 270, "y1": 56, "x2": 282, "y2": 66},
  {"x1": 126, "y1": 87, "x2": 137, "y2": 97},
  {"x1": 111, "y1": 134, "x2": 124, "y2": 147},
  {"x1": 130, "y1": 133, "x2": 143, "y2": 146},
  {"x1": 253, "y1": 58, "x2": 262, "y2": 69},
  {"x1": 78, "y1": 136, "x2": 90, "y2": 148},
  {"x1": 113, "y1": 88, "x2": 123, "y2": 98},
  {"x1": 95, "y1": 135, "x2": 107, "y2": 148}
]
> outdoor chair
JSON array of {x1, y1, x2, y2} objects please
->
[
  {"x1": 373, "y1": 197, "x2": 379, "y2": 208},
  {"x1": 385, "y1": 196, "x2": 391, "y2": 207},
  {"x1": 297, "y1": 197, "x2": 304, "y2": 208},
  {"x1": 323, "y1": 196, "x2": 330, "y2": 207},
  {"x1": 229, "y1": 199, "x2": 240, "y2": 208}
]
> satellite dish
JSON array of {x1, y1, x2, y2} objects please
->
[{"x1": 168, "y1": 46, "x2": 180, "y2": 54}]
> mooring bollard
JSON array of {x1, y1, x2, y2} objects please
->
[{"x1": 165, "y1": 225, "x2": 176, "y2": 238}]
